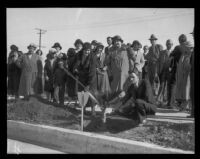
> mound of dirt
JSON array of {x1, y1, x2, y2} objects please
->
[
  {"x1": 7, "y1": 97, "x2": 81, "y2": 130},
  {"x1": 7, "y1": 97, "x2": 194, "y2": 151}
]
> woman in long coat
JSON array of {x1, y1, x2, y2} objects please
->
[
  {"x1": 175, "y1": 41, "x2": 192, "y2": 110},
  {"x1": 73, "y1": 42, "x2": 92, "y2": 92},
  {"x1": 73, "y1": 42, "x2": 97, "y2": 115},
  {"x1": 17, "y1": 43, "x2": 41, "y2": 100},
  {"x1": 66, "y1": 48, "x2": 79, "y2": 99},
  {"x1": 66, "y1": 39, "x2": 84, "y2": 100},
  {"x1": 44, "y1": 48, "x2": 57, "y2": 102},
  {"x1": 89, "y1": 43, "x2": 111, "y2": 105},
  {"x1": 105, "y1": 35, "x2": 130, "y2": 98}
]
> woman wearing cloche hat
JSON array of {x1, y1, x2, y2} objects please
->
[
  {"x1": 52, "y1": 42, "x2": 63, "y2": 57},
  {"x1": 105, "y1": 35, "x2": 130, "y2": 97},
  {"x1": 43, "y1": 48, "x2": 57, "y2": 102}
]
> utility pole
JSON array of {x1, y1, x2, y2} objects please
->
[{"x1": 35, "y1": 28, "x2": 47, "y2": 50}]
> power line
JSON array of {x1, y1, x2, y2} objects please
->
[
  {"x1": 46, "y1": 11, "x2": 193, "y2": 31},
  {"x1": 35, "y1": 28, "x2": 47, "y2": 50}
]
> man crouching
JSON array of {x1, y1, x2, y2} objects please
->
[{"x1": 108, "y1": 73, "x2": 157, "y2": 126}]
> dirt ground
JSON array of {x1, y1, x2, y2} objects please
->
[{"x1": 7, "y1": 96, "x2": 194, "y2": 151}]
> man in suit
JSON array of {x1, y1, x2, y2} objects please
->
[
  {"x1": 157, "y1": 39, "x2": 173, "y2": 106},
  {"x1": 145, "y1": 34, "x2": 163, "y2": 95}
]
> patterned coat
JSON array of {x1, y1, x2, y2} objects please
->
[
  {"x1": 89, "y1": 52, "x2": 111, "y2": 100},
  {"x1": 106, "y1": 44, "x2": 130, "y2": 95}
]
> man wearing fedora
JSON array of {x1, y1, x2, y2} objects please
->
[
  {"x1": 145, "y1": 34, "x2": 163, "y2": 95},
  {"x1": 17, "y1": 43, "x2": 41, "y2": 100},
  {"x1": 105, "y1": 35, "x2": 130, "y2": 99}
]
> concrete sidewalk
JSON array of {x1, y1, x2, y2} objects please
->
[
  {"x1": 70, "y1": 104, "x2": 194, "y2": 124},
  {"x1": 147, "y1": 108, "x2": 194, "y2": 123},
  {"x1": 7, "y1": 139, "x2": 65, "y2": 154},
  {"x1": 7, "y1": 121, "x2": 194, "y2": 154}
]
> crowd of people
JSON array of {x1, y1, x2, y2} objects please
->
[{"x1": 7, "y1": 31, "x2": 194, "y2": 126}]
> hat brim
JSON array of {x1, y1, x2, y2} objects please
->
[
  {"x1": 149, "y1": 38, "x2": 158, "y2": 40},
  {"x1": 52, "y1": 46, "x2": 62, "y2": 50},
  {"x1": 113, "y1": 39, "x2": 123, "y2": 43},
  {"x1": 27, "y1": 46, "x2": 37, "y2": 49}
]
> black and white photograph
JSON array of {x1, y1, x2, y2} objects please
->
[{"x1": 6, "y1": 8, "x2": 194, "y2": 154}]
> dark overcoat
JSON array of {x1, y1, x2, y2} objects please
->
[
  {"x1": 73, "y1": 51, "x2": 92, "y2": 92},
  {"x1": 44, "y1": 59, "x2": 56, "y2": 93},
  {"x1": 66, "y1": 49, "x2": 80, "y2": 97},
  {"x1": 175, "y1": 45, "x2": 192, "y2": 101},
  {"x1": 145, "y1": 44, "x2": 163, "y2": 85},
  {"x1": 158, "y1": 49, "x2": 172, "y2": 83},
  {"x1": 122, "y1": 79, "x2": 156, "y2": 105},
  {"x1": 7, "y1": 60, "x2": 21, "y2": 95},
  {"x1": 169, "y1": 45, "x2": 183, "y2": 82}
]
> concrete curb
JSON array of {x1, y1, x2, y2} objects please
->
[{"x1": 7, "y1": 120, "x2": 194, "y2": 154}]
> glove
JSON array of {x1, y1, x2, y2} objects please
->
[{"x1": 119, "y1": 91, "x2": 126, "y2": 98}]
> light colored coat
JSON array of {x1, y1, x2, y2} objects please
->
[
  {"x1": 175, "y1": 45, "x2": 191, "y2": 101},
  {"x1": 106, "y1": 45, "x2": 130, "y2": 94},
  {"x1": 133, "y1": 49, "x2": 145, "y2": 73},
  {"x1": 18, "y1": 53, "x2": 42, "y2": 96}
]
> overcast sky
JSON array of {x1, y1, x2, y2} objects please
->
[{"x1": 7, "y1": 8, "x2": 194, "y2": 62}]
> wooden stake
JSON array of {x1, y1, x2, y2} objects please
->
[
  {"x1": 81, "y1": 104, "x2": 84, "y2": 131},
  {"x1": 81, "y1": 91, "x2": 84, "y2": 131}
]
